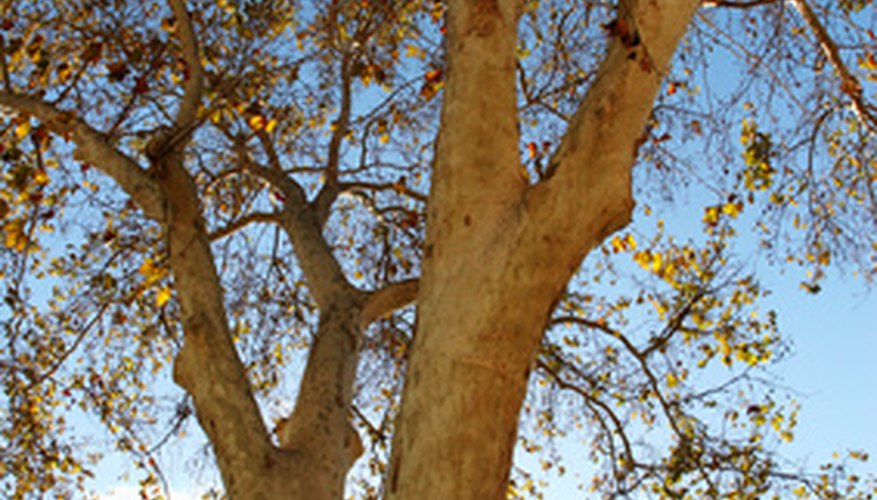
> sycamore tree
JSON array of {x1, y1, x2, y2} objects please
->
[{"x1": 1, "y1": 0, "x2": 875, "y2": 498}]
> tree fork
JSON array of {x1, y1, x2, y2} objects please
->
[{"x1": 388, "y1": 1, "x2": 701, "y2": 498}]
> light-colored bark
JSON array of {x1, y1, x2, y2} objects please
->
[
  {"x1": 276, "y1": 298, "x2": 364, "y2": 497},
  {"x1": 0, "y1": 92, "x2": 164, "y2": 220},
  {"x1": 360, "y1": 279, "x2": 419, "y2": 329},
  {"x1": 167, "y1": 0, "x2": 204, "y2": 132},
  {"x1": 387, "y1": 1, "x2": 700, "y2": 498},
  {"x1": 159, "y1": 151, "x2": 287, "y2": 497}
]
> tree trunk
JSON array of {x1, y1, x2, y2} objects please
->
[{"x1": 387, "y1": 1, "x2": 700, "y2": 498}]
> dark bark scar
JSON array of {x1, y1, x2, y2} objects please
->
[{"x1": 467, "y1": 0, "x2": 501, "y2": 37}]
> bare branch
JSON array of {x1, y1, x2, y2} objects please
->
[
  {"x1": 789, "y1": 0, "x2": 877, "y2": 133},
  {"x1": 0, "y1": 36, "x2": 11, "y2": 92},
  {"x1": 360, "y1": 279, "x2": 419, "y2": 329},
  {"x1": 314, "y1": 55, "x2": 354, "y2": 222},
  {"x1": 209, "y1": 211, "x2": 282, "y2": 241},
  {"x1": 341, "y1": 181, "x2": 429, "y2": 204},
  {"x1": 534, "y1": 357, "x2": 635, "y2": 477},
  {"x1": 255, "y1": 130, "x2": 284, "y2": 172},
  {"x1": 0, "y1": 92, "x2": 164, "y2": 220},
  {"x1": 702, "y1": 0, "x2": 779, "y2": 8},
  {"x1": 550, "y1": 315, "x2": 686, "y2": 440}
]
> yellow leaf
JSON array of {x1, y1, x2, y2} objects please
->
[
  {"x1": 265, "y1": 118, "x2": 277, "y2": 133},
  {"x1": 610, "y1": 233, "x2": 637, "y2": 253},
  {"x1": 380, "y1": 133, "x2": 390, "y2": 144},
  {"x1": 610, "y1": 235, "x2": 625, "y2": 253},
  {"x1": 156, "y1": 287, "x2": 172, "y2": 307},
  {"x1": 651, "y1": 251, "x2": 663, "y2": 273},
  {"x1": 703, "y1": 205, "x2": 720, "y2": 225},
  {"x1": 33, "y1": 169, "x2": 50, "y2": 186},
  {"x1": 248, "y1": 115, "x2": 266, "y2": 130},
  {"x1": 721, "y1": 201, "x2": 741, "y2": 218},
  {"x1": 633, "y1": 250, "x2": 651, "y2": 271},
  {"x1": 138, "y1": 258, "x2": 166, "y2": 285},
  {"x1": 4, "y1": 220, "x2": 27, "y2": 251},
  {"x1": 15, "y1": 121, "x2": 31, "y2": 140}
]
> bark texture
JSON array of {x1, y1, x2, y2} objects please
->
[{"x1": 387, "y1": 1, "x2": 700, "y2": 498}]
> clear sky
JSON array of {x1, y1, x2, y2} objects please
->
[{"x1": 767, "y1": 272, "x2": 877, "y2": 465}]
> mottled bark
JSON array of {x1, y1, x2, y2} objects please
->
[
  {"x1": 387, "y1": 1, "x2": 701, "y2": 498},
  {"x1": 159, "y1": 153, "x2": 290, "y2": 497}
]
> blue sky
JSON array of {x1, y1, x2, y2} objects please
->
[{"x1": 768, "y1": 273, "x2": 876, "y2": 464}]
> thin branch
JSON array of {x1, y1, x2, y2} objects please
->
[
  {"x1": 351, "y1": 403, "x2": 386, "y2": 444},
  {"x1": 360, "y1": 279, "x2": 419, "y2": 329},
  {"x1": 229, "y1": 135, "x2": 354, "y2": 308},
  {"x1": 550, "y1": 315, "x2": 684, "y2": 438},
  {"x1": 789, "y1": 0, "x2": 877, "y2": 133},
  {"x1": 694, "y1": 11, "x2": 809, "y2": 116},
  {"x1": 0, "y1": 36, "x2": 11, "y2": 92},
  {"x1": 26, "y1": 302, "x2": 112, "y2": 391},
  {"x1": 702, "y1": 0, "x2": 779, "y2": 8},
  {"x1": 341, "y1": 181, "x2": 429, "y2": 204},
  {"x1": 314, "y1": 55, "x2": 354, "y2": 223},
  {"x1": 255, "y1": 130, "x2": 285, "y2": 172},
  {"x1": 535, "y1": 358, "x2": 636, "y2": 472},
  {"x1": 0, "y1": 92, "x2": 164, "y2": 220},
  {"x1": 209, "y1": 211, "x2": 282, "y2": 241}
]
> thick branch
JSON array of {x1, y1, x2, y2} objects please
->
[
  {"x1": 168, "y1": 0, "x2": 204, "y2": 133},
  {"x1": 790, "y1": 0, "x2": 877, "y2": 132},
  {"x1": 158, "y1": 153, "x2": 284, "y2": 493},
  {"x1": 528, "y1": 0, "x2": 700, "y2": 241},
  {"x1": 241, "y1": 151, "x2": 353, "y2": 308},
  {"x1": 0, "y1": 92, "x2": 164, "y2": 220},
  {"x1": 360, "y1": 279, "x2": 419, "y2": 329},
  {"x1": 427, "y1": 0, "x2": 526, "y2": 248},
  {"x1": 277, "y1": 300, "x2": 364, "y2": 497}
]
